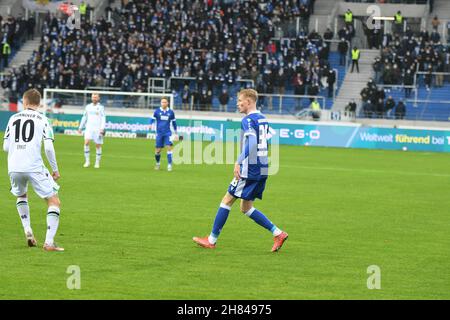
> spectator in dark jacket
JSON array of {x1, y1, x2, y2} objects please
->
[
  {"x1": 323, "y1": 28, "x2": 333, "y2": 41},
  {"x1": 327, "y1": 69, "x2": 336, "y2": 98},
  {"x1": 363, "y1": 100, "x2": 375, "y2": 118},
  {"x1": 395, "y1": 100, "x2": 406, "y2": 119},
  {"x1": 219, "y1": 89, "x2": 230, "y2": 112},
  {"x1": 385, "y1": 96, "x2": 396, "y2": 118},
  {"x1": 27, "y1": 16, "x2": 36, "y2": 40},
  {"x1": 373, "y1": 57, "x2": 383, "y2": 83},
  {"x1": 307, "y1": 82, "x2": 319, "y2": 102},
  {"x1": 376, "y1": 98, "x2": 385, "y2": 118},
  {"x1": 338, "y1": 38, "x2": 349, "y2": 66},
  {"x1": 181, "y1": 85, "x2": 191, "y2": 111},
  {"x1": 403, "y1": 69, "x2": 414, "y2": 97},
  {"x1": 345, "y1": 99, "x2": 357, "y2": 113}
]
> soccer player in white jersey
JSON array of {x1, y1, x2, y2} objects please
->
[
  {"x1": 3, "y1": 89, "x2": 64, "y2": 251},
  {"x1": 78, "y1": 93, "x2": 106, "y2": 168}
]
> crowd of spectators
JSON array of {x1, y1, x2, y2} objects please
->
[
  {"x1": 372, "y1": 29, "x2": 450, "y2": 92},
  {"x1": 359, "y1": 78, "x2": 406, "y2": 119},
  {"x1": 339, "y1": 0, "x2": 446, "y2": 119},
  {"x1": 357, "y1": 26, "x2": 450, "y2": 119},
  {"x1": 344, "y1": 21, "x2": 450, "y2": 120},
  {"x1": 1, "y1": 0, "x2": 334, "y2": 111},
  {"x1": 0, "y1": 15, "x2": 35, "y2": 71}
]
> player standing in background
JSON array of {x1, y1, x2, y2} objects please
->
[
  {"x1": 3, "y1": 89, "x2": 64, "y2": 251},
  {"x1": 193, "y1": 89, "x2": 288, "y2": 252},
  {"x1": 150, "y1": 97, "x2": 179, "y2": 171},
  {"x1": 78, "y1": 93, "x2": 106, "y2": 169}
]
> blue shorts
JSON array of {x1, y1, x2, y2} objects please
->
[
  {"x1": 156, "y1": 134, "x2": 173, "y2": 148},
  {"x1": 227, "y1": 177, "x2": 267, "y2": 201}
]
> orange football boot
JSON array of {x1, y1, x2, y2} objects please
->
[
  {"x1": 271, "y1": 232, "x2": 288, "y2": 252},
  {"x1": 193, "y1": 236, "x2": 216, "y2": 249},
  {"x1": 43, "y1": 243, "x2": 65, "y2": 252}
]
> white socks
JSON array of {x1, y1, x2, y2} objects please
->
[
  {"x1": 16, "y1": 197, "x2": 31, "y2": 234},
  {"x1": 84, "y1": 145, "x2": 90, "y2": 162},
  {"x1": 272, "y1": 228, "x2": 282, "y2": 237},
  {"x1": 208, "y1": 235, "x2": 218, "y2": 245},
  {"x1": 85, "y1": 145, "x2": 102, "y2": 166},
  {"x1": 96, "y1": 146, "x2": 102, "y2": 164},
  {"x1": 45, "y1": 206, "x2": 60, "y2": 245},
  {"x1": 16, "y1": 199, "x2": 62, "y2": 244}
]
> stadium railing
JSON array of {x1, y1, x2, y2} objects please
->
[
  {"x1": 183, "y1": 93, "x2": 328, "y2": 116},
  {"x1": 167, "y1": 76, "x2": 255, "y2": 112},
  {"x1": 86, "y1": 86, "x2": 122, "y2": 91},
  {"x1": 43, "y1": 88, "x2": 175, "y2": 112},
  {"x1": 257, "y1": 94, "x2": 327, "y2": 115},
  {"x1": 193, "y1": 49, "x2": 269, "y2": 62},
  {"x1": 297, "y1": 108, "x2": 356, "y2": 122},
  {"x1": 147, "y1": 78, "x2": 168, "y2": 94},
  {"x1": 357, "y1": 82, "x2": 450, "y2": 121},
  {"x1": 166, "y1": 77, "x2": 255, "y2": 95}
]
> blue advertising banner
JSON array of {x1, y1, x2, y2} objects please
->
[
  {"x1": 1, "y1": 111, "x2": 449, "y2": 152},
  {"x1": 268, "y1": 122, "x2": 450, "y2": 152}
]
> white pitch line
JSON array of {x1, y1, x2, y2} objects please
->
[
  {"x1": 58, "y1": 151, "x2": 450, "y2": 178},
  {"x1": 58, "y1": 151, "x2": 150, "y2": 161},
  {"x1": 288, "y1": 165, "x2": 450, "y2": 178}
]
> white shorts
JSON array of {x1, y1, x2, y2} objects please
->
[
  {"x1": 85, "y1": 129, "x2": 104, "y2": 145},
  {"x1": 9, "y1": 168, "x2": 60, "y2": 199}
]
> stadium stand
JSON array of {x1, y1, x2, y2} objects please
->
[
  {"x1": 0, "y1": 14, "x2": 31, "y2": 71},
  {"x1": 0, "y1": 0, "x2": 350, "y2": 115},
  {"x1": 333, "y1": 0, "x2": 450, "y2": 122},
  {"x1": 1, "y1": 0, "x2": 448, "y2": 122},
  {"x1": 360, "y1": 23, "x2": 450, "y2": 121}
]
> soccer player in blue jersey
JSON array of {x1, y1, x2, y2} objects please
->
[
  {"x1": 193, "y1": 89, "x2": 288, "y2": 252},
  {"x1": 150, "y1": 97, "x2": 179, "y2": 171}
]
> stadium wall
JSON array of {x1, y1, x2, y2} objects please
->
[
  {"x1": 1, "y1": 111, "x2": 449, "y2": 153},
  {"x1": 337, "y1": 2, "x2": 428, "y2": 18}
]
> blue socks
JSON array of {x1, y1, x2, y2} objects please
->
[
  {"x1": 155, "y1": 152, "x2": 172, "y2": 165},
  {"x1": 209, "y1": 203, "x2": 231, "y2": 243},
  {"x1": 244, "y1": 207, "x2": 275, "y2": 232},
  {"x1": 209, "y1": 205, "x2": 281, "y2": 245}
]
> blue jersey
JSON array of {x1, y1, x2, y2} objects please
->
[
  {"x1": 151, "y1": 108, "x2": 177, "y2": 135},
  {"x1": 239, "y1": 111, "x2": 269, "y2": 180}
]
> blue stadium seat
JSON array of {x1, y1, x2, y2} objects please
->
[
  {"x1": 174, "y1": 51, "x2": 347, "y2": 115},
  {"x1": 382, "y1": 82, "x2": 450, "y2": 122}
]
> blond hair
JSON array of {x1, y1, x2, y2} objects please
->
[
  {"x1": 238, "y1": 89, "x2": 258, "y2": 103},
  {"x1": 23, "y1": 89, "x2": 41, "y2": 106}
]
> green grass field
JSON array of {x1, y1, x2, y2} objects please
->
[{"x1": 0, "y1": 134, "x2": 449, "y2": 299}]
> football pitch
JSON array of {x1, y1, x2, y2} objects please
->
[{"x1": 0, "y1": 134, "x2": 449, "y2": 300}]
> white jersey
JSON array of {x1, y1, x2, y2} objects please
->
[
  {"x1": 3, "y1": 109, "x2": 55, "y2": 173},
  {"x1": 79, "y1": 103, "x2": 106, "y2": 131}
]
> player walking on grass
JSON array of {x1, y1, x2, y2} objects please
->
[
  {"x1": 78, "y1": 93, "x2": 106, "y2": 169},
  {"x1": 3, "y1": 89, "x2": 64, "y2": 251},
  {"x1": 150, "y1": 97, "x2": 179, "y2": 171},
  {"x1": 193, "y1": 89, "x2": 288, "y2": 252}
]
